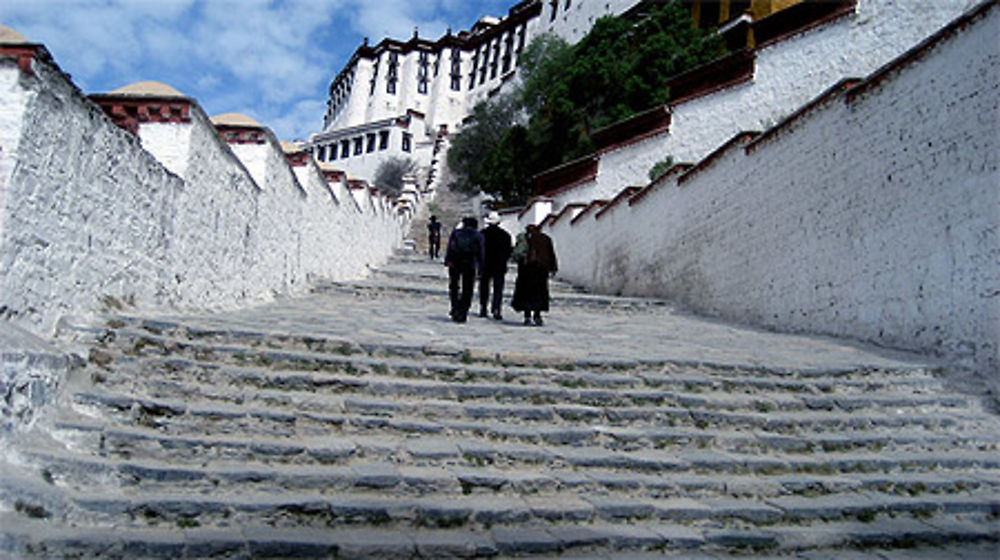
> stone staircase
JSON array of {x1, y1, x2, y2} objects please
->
[
  {"x1": 409, "y1": 163, "x2": 480, "y2": 259},
  {"x1": 1, "y1": 252, "x2": 998, "y2": 558}
]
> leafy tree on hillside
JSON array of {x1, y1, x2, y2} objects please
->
[
  {"x1": 448, "y1": 1, "x2": 726, "y2": 206},
  {"x1": 375, "y1": 156, "x2": 417, "y2": 197},
  {"x1": 447, "y1": 92, "x2": 522, "y2": 197}
]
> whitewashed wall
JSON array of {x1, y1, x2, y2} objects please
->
[
  {"x1": 0, "y1": 47, "x2": 405, "y2": 341},
  {"x1": 547, "y1": 0, "x2": 972, "y2": 210},
  {"x1": 0, "y1": 53, "x2": 179, "y2": 329},
  {"x1": 534, "y1": 0, "x2": 638, "y2": 44},
  {"x1": 552, "y1": 3, "x2": 1000, "y2": 393}
]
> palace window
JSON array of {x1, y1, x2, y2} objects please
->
[
  {"x1": 370, "y1": 55, "x2": 379, "y2": 96},
  {"x1": 316, "y1": 145, "x2": 326, "y2": 161},
  {"x1": 469, "y1": 51, "x2": 479, "y2": 89},
  {"x1": 387, "y1": 52, "x2": 399, "y2": 95},
  {"x1": 354, "y1": 137, "x2": 363, "y2": 155},
  {"x1": 517, "y1": 25, "x2": 526, "y2": 56},
  {"x1": 479, "y1": 45, "x2": 488, "y2": 84},
  {"x1": 341, "y1": 140, "x2": 350, "y2": 158},
  {"x1": 379, "y1": 130, "x2": 389, "y2": 150},
  {"x1": 450, "y1": 48, "x2": 462, "y2": 91},
  {"x1": 550, "y1": 0, "x2": 558, "y2": 21},
  {"x1": 418, "y1": 52, "x2": 429, "y2": 94},
  {"x1": 367, "y1": 133, "x2": 377, "y2": 153},
  {"x1": 402, "y1": 132, "x2": 412, "y2": 153},
  {"x1": 490, "y1": 39, "x2": 500, "y2": 79},
  {"x1": 329, "y1": 143, "x2": 337, "y2": 160},
  {"x1": 502, "y1": 33, "x2": 513, "y2": 74}
]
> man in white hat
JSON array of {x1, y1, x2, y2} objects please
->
[{"x1": 478, "y1": 211, "x2": 512, "y2": 320}]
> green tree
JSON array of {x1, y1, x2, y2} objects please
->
[
  {"x1": 375, "y1": 156, "x2": 417, "y2": 197},
  {"x1": 447, "y1": 0, "x2": 725, "y2": 206},
  {"x1": 446, "y1": 92, "x2": 521, "y2": 197}
]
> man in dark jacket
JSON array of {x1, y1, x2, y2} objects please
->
[
  {"x1": 444, "y1": 216, "x2": 484, "y2": 323},
  {"x1": 427, "y1": 215, "x2": 442, "y2": 260},
  {"x1": 478, "y1": 212, "x2": 512, "y2": 320}
]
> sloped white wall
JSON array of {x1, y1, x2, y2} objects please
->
[{"x1": 551, "y1": 3, "x2": 1000, "y2": 393}]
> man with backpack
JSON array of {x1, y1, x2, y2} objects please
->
[{"x1": 444, "y1": 216, "x2": 485, "y2": 323}]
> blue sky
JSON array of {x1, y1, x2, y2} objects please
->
[{"x1": 1, "y1": 0, "x2": 512, "y2": 140}]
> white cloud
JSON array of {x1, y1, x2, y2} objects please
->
[{"x1": 0, "y1": 0, "x2": 508, "y2": 138}]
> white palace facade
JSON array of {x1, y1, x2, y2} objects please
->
[{"x1": 307, "y1": 0, "x2": 641, "y2": 185}]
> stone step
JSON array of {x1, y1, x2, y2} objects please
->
[
  {"x1": 93, "y1": 347, "x2": 952, "y2": 403},
  {"x1": 84, "y1": 329, "x2": 969, "y2": 414},
  {"x1": 65, "y1": 387, "x2": 1000, "y2": 455},
  {"x1": 46, "y1": 417, "x2": 1000, "y2": 477},
  {"x1": 73, "y1": 350, "x2": 998, "y2": 428},
  {"x1": 18, "y1": 444, "x2": 1000, "y2": 501},
  {"x1": 2, "y1": 463, "x2": 996, "y2": 536},
  {"x1": 4, "y1": 510, "x2": 997, "y2": 559},
  {"x1": 79, "y1": 316, "x2": 947, "y2": 382}
]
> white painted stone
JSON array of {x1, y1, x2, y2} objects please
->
[
  {"x1": 549, "y1": 4, "x2": 1000, "y2": 392},
  {"x1": 549, "y1": 0, "x2": 972, "y2": 210},
  {"x1": 0, "y1": 47, "x2": 405, "y2": 342}
]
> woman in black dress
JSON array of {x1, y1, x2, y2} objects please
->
[{"x1": 511, "y1": 224, "x2": 558, "y2": 326}]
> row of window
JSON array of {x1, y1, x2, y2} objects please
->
[{"x1": 314, "y1": 130, "x2": 412, "y2": 162}]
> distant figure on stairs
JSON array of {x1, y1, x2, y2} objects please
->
[
  {"x1": 444, "y1": 216, "x2": 484, "y2": 323},
  {"x1": 427, "y1": 215, "x2": 442, "y2": 260},
  {"x1": 478, "y1": 211, "x2": 513, "y2": 321},
  {"x1": 511, "y1": 224, "x2": 558, "y2": 326}
]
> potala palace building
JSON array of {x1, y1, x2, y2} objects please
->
[{"x1": 308, "y1": 0, "x2": 647, "y2": 183}]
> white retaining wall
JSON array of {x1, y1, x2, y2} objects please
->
[
  {"x1": 548, "y1": 0, "x2": 972, "y2": 209},
  {"x1": 550, "y1": 3, "x2": 1000, "y2": 393},
  {"x1": 0, "y1": 46, "x2": 405, "y2": 341}
]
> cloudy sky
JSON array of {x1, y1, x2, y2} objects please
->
[{"x1": 1, "y1": 0, "x2": 512, "y2": 140}]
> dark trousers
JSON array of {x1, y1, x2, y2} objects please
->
[
  {"x1": 429, "y1": 235, "x2": 440, "y2": 259},
  {"x1": 448, "y1": 263, "x2": 476, "y2": 321},
  {"x1": 479, "y1": 270, "x2": 505, "y2": 315}
]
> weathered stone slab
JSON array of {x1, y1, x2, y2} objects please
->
[{"x1": 491, "y1": 527, "x2": 561, "y2": 555}]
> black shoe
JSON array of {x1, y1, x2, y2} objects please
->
[
  {"x1": 523, "y1": 317, "x2": 532, "y2": 326},
  {"x1": 533, "y1": 313, "x2": 543, "y2": 326},
  {"x1": 492, "y1": 313, "x2": 502, "y2": 321},
  {"x1": 478, "y1": 308, "x2": 487, "y2": 318}
]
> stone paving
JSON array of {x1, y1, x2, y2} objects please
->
[{"x1": 0, "y1": 250, "x2": 998, "y2": 558}]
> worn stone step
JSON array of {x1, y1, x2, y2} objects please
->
[
  {"x1": 4, "y1": 508, "x2": 996, "y2": 560},
  {"x1": 21, "y1": 439, "x2": 1000, "y2": 503},
  {"x1": 67, "y1": 385, "x2": 998, "y2": 457},
  {"x1": 89, "y1": 356, "x2": 970, "y2": 429},
  {"x1": 46, "y1": 416, "x2": 1000, "y2": 480},
  {"x1": 4, "y1": 466, "x2": 997, "y2": 538},
  {"x1": 77, "y1": 318, "x2": 943, "y2": 384}
]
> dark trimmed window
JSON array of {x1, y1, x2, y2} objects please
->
[
  {"x1": 316, "y1": 145, "x2": 326, "y2": 161},
  {"x1": 387, "y1": 52, "x2": 399, "y2": 94},
  {"x1": 367, "y1": 133, "x2": 376, "y2": 153},
  {"x1": 479, "y1": 45, "x2": 488, "y2": 84},
  {"x1": 502, "y1": 33, "x2": 513, "y2": 73},
  {"x1": 418, "y1": 52, "x2": 429, "y2": 94},
  {"x1": 402, "y1": 132, "x2": 412, "y2": 153},
  {"x1": 379, "y1": 130, "x2": 389, "y2": 150},
  {"x1": 341, "y1": 140, "x2": 350, "y2": 158},
  {"x1": 469, "y1": 51, "x2": 478, "y2": 89},
  {"x1": 490, "y1": 39, "x2": 500, "y2": 79},
  {"x1": 329, "y1": 143, "x2": 337, "y2": 160},
  {"x1": 450, "y1": 48, "x2": 461, "y2": 91},
  {"x1": 354, "y1": 137, "x2": 363, "y2": 155}
]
